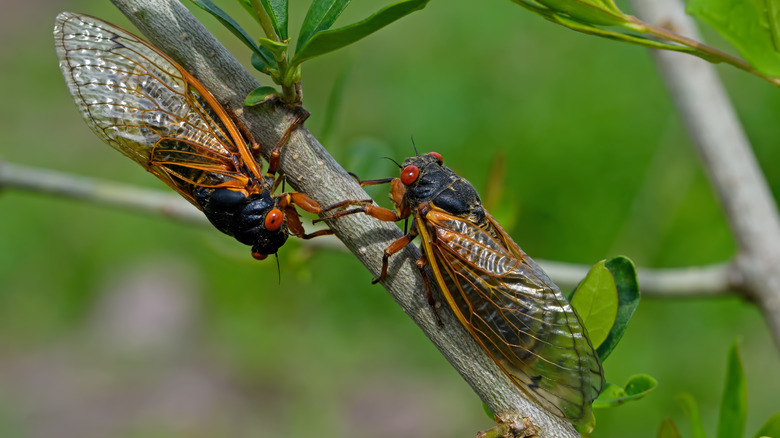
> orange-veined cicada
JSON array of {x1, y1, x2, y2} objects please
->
[
  {"x1": 54, "y1": 12, "x2": 358, "y2": 259},
  {"x1": 326, "y1": 151, "x2": 605, "y2": 424}
]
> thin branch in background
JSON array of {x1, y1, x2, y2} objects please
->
[
  {"x1": 0, "y1": 161, "x2": 203, "y2": 224},
  {"x1": 630, "y1": 0, "x2": 780, "y2": 350},
  {"x1": 1, "y1": 162, "x2": 742, "y2": 298}
]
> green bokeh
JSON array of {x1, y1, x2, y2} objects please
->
[{"x1": 0, "y1": 1, "x2": 778, "y2": 437}]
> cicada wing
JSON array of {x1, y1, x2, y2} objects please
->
[
  {"x1": 54, "y1": 12, "x2": 258, "y2": 205},
  {"x1": 421, "y1": 208, "x2": 604, "y2": 423}
]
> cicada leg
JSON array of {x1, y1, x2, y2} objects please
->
[
  {"x1": 278, "y1": 192, "x2": 373, "y2": 239},
  {"x1": 371, "y1": 231, "x2": 417, "y2": 285},
  {"x1": 225, "y1": 106, "x2": 263, "y2": 156},
  {"x1": 268, "y1": 106, "x2": 310, "y2": 186},
  {"x1": 416, "y1": 254, "x2": 443, "y2": 326}
]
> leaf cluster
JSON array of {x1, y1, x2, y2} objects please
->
[
  {"x1": 192, "y1": 0, "x2": 429, "y2": 104},
  {"x1": 507, "y1": 0, "x2": 780, "y2": 86}
]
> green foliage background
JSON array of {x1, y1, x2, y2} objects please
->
[{"x1": 0, "y1": 0, "x2": 778, "y2": 436}]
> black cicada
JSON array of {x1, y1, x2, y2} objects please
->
[
  {"x1": 327, "y1": 151, "x2": 605, "y2": 424},
  {"x1": 54, "y1": 12, "x2": 358, "y2": 259}
]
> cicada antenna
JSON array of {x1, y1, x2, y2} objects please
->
[
  {"x1": 411, "y1": 134, "x2": 419, "y2": 156},
  {"x1": 381, "y1": 156, "x2": 403, "y2": 169},
  {"x1": 275, "y1": 252, "x2": 281, "y2": 285}
]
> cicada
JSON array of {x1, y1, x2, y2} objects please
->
[
  {"x1": 327, "y1": 151, "x2": 605, "y2": 424},
  {"x1": 54, "y1": 12, "x2": 357, "y2": 259}
]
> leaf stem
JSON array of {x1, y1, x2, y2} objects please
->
[
  {"x1": 627, "y1": 16, "x2": 780, "y2": 87},
  {"x1": 249, "y1": 0, "x2": 279, "y2": 42}
]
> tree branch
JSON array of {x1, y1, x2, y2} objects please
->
[
  {"x1": 0, "y1": 161, "x2": 204, "y2": 224},
  {"x1": 106, "y1": 0, "x2": 579, "y2": 435},
  {"x1": 630, "y1": 0, "x2": 780, "y2": 350},
  {"x1": 2, "y1": 161, "x2": 743, "y2": 298}
]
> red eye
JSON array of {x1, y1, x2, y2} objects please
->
[
  {"x1": 252, "y1": 251, "x2": 268, "y2": 260},
  {"x1": 428, "y1": 152, "x2": 443, "y2": 163},
  {"x1": 265, "y1": 208, "x2": 284, "y2": 231},
  {"x1": 400, "y1": 165, "x2": 420, "y2": 186}
]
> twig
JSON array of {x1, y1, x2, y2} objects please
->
[
  {"x1": 106, "y1": 0, "x2": 579, "y2": 436},
  {"x1": 2, "y1": 161, "x2": 742, "y2": 298},
  {"x1": 0, "y1": 161, "x2": 204, "y2": 224},
  {"x1": 630, "y1": 0, "x2": 780, "y2": 350}
]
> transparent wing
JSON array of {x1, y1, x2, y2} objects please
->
[
  {"x1": 53, "y1": 12, "x2": 260, "y2": 204},
  {"x1": 422, "y1": 209, "x2": 604, "y2": 424}
]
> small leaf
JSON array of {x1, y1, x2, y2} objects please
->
[
  {"x1": 244, "y1": 86, "x2": 278, "y2": 105},
  {"x1": 717, "y1": 341, "x2": 747, "y2": 438},
  {"x1": 251, "y1": 52, "x2": 271, "y2": 73},
  {"x1": 593, "y1": 375, "x2": 657, "y2": 408},
  {"x1": 596, "y1": 256, "x2": 640, "y2": 362},
  {"x1": 482, "y1": 402, "x2": 494, "y2": 420},
  {"x1": 570, "y1": 260, "x2": 618, "y2": 349},
  {"x1": 292, "y1": 0, "x2": 430, "y2": 66},
  {"x1": 298, "y1": 0, "x2": 352, "y2": 52},
  {"x1": 687, "y1": 0, "x2": 780, "y2": 77},
  {"x1": 676, "y1": 393, "x2": 706, "y2": 438},
  {"x1": 190, "y1": 0, "x2": 275, "y2": 67},
  {"x1": 534, "y1": 0, "x2": 628, "y2": 26},
  {"x1": 625, "y1": 374, "x2": 656, "y2": 396},
  {"x1": 657, "y1": 418, "x2": 683, "y2": 438},
  {"x1": 258, "y1": 37, "x2": 288, "y2": 58},
  {"x1": 754, "y1": 412, "x2": 780, "y2": 438}
]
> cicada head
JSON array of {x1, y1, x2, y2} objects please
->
[
  {"x1": 232, "y1": 191, "x2": 289, "y2": 260},
  {"x1": 399, "y1": 152, "x2": 484, "y2": 222},
  {"x1": 398, "y1": 152, "x2": 451, "y2": 204}
]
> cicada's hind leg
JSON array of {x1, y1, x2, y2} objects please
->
[
  {"x1": 225, "y1": 106, "x2": 263, "y2": 156},
  {"x1": 370, "y1": 230, "x2": 418, "y2": 285},
  {"x1": 269, "y1": 107, "x2": 310, "y2": 191},
  {"x1": 416, "y1": 254, "x2": 443, "y2": 326}
]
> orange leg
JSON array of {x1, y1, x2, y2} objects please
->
[
  {"x1": 372, "y1": 232, "x2": 416, "y2": 284},
  {"x1": 282, "y1": 204, "x2": 335, "y2": 239},
  {"x1": 267, "y1": 106, "x2": 310, "y2": 180},
  {"x1": 226, "y1": 106, "x2": 263, "y2": 155}
]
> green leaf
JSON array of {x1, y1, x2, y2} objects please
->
[
  {"x1": 259, "y1": 0, "x2": 289, "y2": 40},
  {"x1": 687, "y1": 0, "x2": 780, "y2": 77},
  {"x1": 191, "y1": 0, "x2": 276, "y2": 67},
  {"x1": 533, "y1": 0, "x2": 628, "y2": 26},
  {"x1": 298, "y1": 0, "x2": 352, "y2": 52},
  {"x1": 657, "y1": 418, "x2": 683, "y2": 438},
  {"x1": 570, "y1": 260, "x2": 618, "y2": 349},
  {"x1": 258, "y1": 37, "x2": 288, "y2": 58},
  {"x1": 593, "y1": 374, "x2": 657, "y2": 408},
  {"x1": 291, "y1": 0, "x2": 430, "y2": 66},
  {"x1": 244, "y1": 86, "x2": 278, "y2": 105},
  {"x1": 250, "y1": 52, "x2": 274, "y2": 74},
  {"x1": 596, "y1": 256, "x2": 640, "y2": 362},
  {"x1": 676, "y1": 393, "x2": 706, "y2": 438},
  {"x1": 755, "y1": 412, "x2": 780, "y2": 438},
  {"x1": 482, "y1": 402, "x2": 494, "y2": 420},
  {"x1": 717, "y1": 341, "x2": 747, "y2": 438}
]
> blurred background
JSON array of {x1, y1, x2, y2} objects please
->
[{"x1": 1, "y1": 0, "x2": 779, "y2": 436}]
